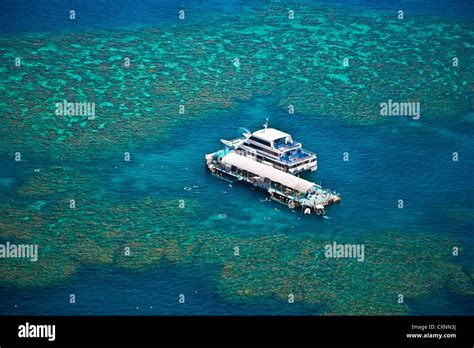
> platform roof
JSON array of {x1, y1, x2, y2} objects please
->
[
  {"x1": 221, "y1": 152, "x2": 315, "y2": 193},
  {"x1": 252, "y1": 128, "x2": 290, "y2": 142}
]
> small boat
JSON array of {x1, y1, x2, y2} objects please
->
[{"x1": 315, "y1": 204, "x2": 325, "y2": 216}]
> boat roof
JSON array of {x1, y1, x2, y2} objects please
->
[
  {"x1": 221, "y1": 152, "x2": 315, "y2": 193},
  {"x1": 252, "y1": 128, "x2": 290, "y2": 142}
]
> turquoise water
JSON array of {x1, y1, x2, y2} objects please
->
[{"x1": 0, "y1": 0, "x2": 473, "y2": 315}]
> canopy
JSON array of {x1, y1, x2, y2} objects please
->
[
  {"x1": 252, "y1": 128, "x2": 290, "y2": 142},
  {"x1": 221, "y1": 152, "x2": 315, "y2": 194}
]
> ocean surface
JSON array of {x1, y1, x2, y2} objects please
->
[{"x1": 0, "y1": 0, "x2": 473, "y2": 315}]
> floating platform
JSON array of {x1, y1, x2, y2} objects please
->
[{"x1": 206, "y1": 149, "x2": 340, "y2": 216}]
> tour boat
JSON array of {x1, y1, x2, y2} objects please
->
[{"x1": 205, "y1": 122, "x2": 340, "y2": 216}]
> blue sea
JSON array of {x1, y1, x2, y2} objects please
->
[{"x1": 0, "y1": 0, "x2": 473, "y2": 315}]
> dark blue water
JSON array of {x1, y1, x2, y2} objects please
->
[
  {"x1": 1, "y1": 0, "x2": 473, "y2": 34},
  {"x1": 0, "y1": 0, "x2": 250, "y2": 34},
  {"x1": 3, "y1": 262, "x2": 319, "y2": 315}
]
